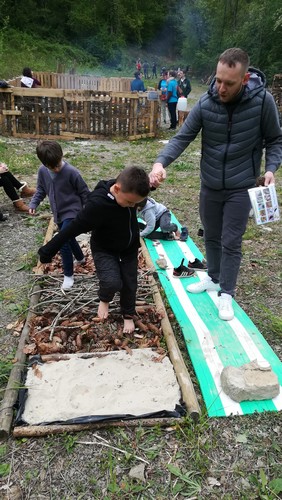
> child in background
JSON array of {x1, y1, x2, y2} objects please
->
[
  {"x1": 137, "y1": 196, "x2": 181, "y2": 240},
  {"x1": 0, "y1": 162, "x2": 35, "y2": 212},
  {"x1": 38, "y1": 166, "x2": 150, "y2": 334},
  {"x1": 29, "y1": 141, "x2": 90, "y2": 290},
  {"x1": 158, "y1": 71, "x2": 168, "y2": 124}
]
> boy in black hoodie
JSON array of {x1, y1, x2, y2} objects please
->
[{"x1": 38, "y1": 166, "x2": 150, "y2": 333}]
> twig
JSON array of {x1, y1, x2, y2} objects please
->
[{"x1": 77, "y1": 433, "x2": 149, "y2": 464}]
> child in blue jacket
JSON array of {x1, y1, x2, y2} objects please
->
[{"x1": 29, "y1": 141, "x2": 90, "y2": 290}]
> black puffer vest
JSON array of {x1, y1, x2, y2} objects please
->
[{"x1": 200, "y1": 69, "x2": 266, "y2": 189}]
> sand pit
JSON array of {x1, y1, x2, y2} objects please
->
[{"x1": 22, "y1": 349, "x2": 182, "y2": 425}]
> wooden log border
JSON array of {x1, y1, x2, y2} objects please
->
[{"x1": 1, "y1": 220, "x2": 200, "y2": 440}]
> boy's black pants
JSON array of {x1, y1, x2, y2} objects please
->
[{"x1": 93, "y1": 250, "x2": 138, "y2": 317}]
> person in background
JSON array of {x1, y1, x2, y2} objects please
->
[
  {"x1": 137, "y1": 196, "x2": 180, "y2": 240},
  {"x1": 136, "y1": 58, "x2": 142, "y2": 71},
  {"x1": 167, "y1": 70, "x2": 178, "y2": 130},
  {"x1": 0, "y1": 162, "x2": 35, "y2": 213},
  {"x1": 143, "y1": 61, "x2": 149, "y2": 79},
  {"x1": 37, "y1": 166, "x2": 150, "y2": 334},
  {"x1": 158, "y1": 71, "x2": 168, "y2": 124},
  {"x1": 29, "y1": 141, "x2": 90, "y2": 291},
  {"x1": 21, "y1": 67, "x2": 41, "y2": 88},
  {"x1": 177, "y1": 69, "x2": 192, "y2": 98},
  {"x1": 149, "y1": 47, "x2": 282, "y2": 321},
  {"x1": 130, "y1": 71, "x2": 146, "y2": 92},
  {"x1": 152, "y1": 62, "x2": 157, "y2": 78}
]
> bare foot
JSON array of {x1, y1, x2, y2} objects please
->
[
  {"x1": 175, "y1": 229, "x2": 181, "y2": 240},
  {"x1": 98, "y1": 301, "x2": 109, "y2": 320},
  {"x1": 123, "y1": 318, "x2": 135, "y2": 334}
]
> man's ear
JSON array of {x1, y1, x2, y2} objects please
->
[{"x1": 242, "y1": 72, "x2": 250, "y2": 86}]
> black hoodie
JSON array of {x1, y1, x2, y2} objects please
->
[{"x1": 38, "y1": 179, "x2": 140, "y2": 262}]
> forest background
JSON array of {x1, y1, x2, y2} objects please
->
[{"x1": 0, "y1": 0, "x2": 281, "y2": 81}]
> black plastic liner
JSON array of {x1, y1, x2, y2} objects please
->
[{"x1": 14, "y1": 355, "x2": 186, "y2": 427}]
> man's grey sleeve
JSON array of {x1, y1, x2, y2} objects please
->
[
  {"x1": 156, "y1": 102, "x2": 202, "y2": 168},
  {"x1": 262, "y1": 92, "x2": 282, "y2": 173}
]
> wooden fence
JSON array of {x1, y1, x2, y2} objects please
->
[
  {"x1": 0, "y1": 87, "x2": 159, "y2": 140},
  {"x1": 8, "y1": 72, "x2": 132, "y2": 92},
  {"x1": 272, "y1": 74, "x2": 282, "y2": 118}
]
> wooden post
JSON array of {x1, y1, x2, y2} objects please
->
[{"x1": 0, "y1": 285, "x2": 42, "y2": 440}]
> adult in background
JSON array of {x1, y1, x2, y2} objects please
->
[
  {"x1": 158, "y1": 71, "x2": 168, "y2": 124},
  {"x1": 21, "y1": 67, "x2": 41, "y2": 88},
  {"x1": 166, "y1": 70, "x2": 178, "y2": 130},
  {"x1": 143, "y1": 61, "x2": 149, "y2": 79},
  {"x1": 177, "y1": 69, "x2": 191, "y2": 98},
  {"x1": 149, "y1": 47, "x2": 282, "y2": 321},
  {"x1": 130, "y1": 72, "x2": 146, "y2": 92},
  {"x1": 152, "y1": 62, "x2": 157, "y2": 78}
]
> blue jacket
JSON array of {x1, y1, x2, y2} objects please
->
[
  {"x1": 29, "y1": 161, "x2": 90, "y2": 223},
  {"x1": 156, "y1": 68, "x2": 282, "y2": 189},
  {"x1": 130, "y1": 78, "x2": 146, "y2": 92}
]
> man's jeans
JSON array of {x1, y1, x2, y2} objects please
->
[{"x1": 200, "y1": 185, "x2": 251, "y2": 296}]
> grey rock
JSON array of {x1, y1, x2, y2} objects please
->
[
  {"x1": 220, "y1": 359, "x2": 280, "y2": 402},
  {"x1": 128, "y1": 463, "x2": 146, "y2": 482}
]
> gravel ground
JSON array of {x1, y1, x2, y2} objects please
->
[{"x1": 0, "y1": 123, "x2": 281, "y2": 498}]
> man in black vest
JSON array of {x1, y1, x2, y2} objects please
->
[{"x1": 149, "y1": 48, "x2": 282, "y2": 321}]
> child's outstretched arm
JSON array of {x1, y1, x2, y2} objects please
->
[{"x1": 38, "y1": 201, "x2": 95, "y2": 262}]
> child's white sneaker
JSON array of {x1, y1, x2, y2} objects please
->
[
  {"x1": 62, "y1": 275, "x2": 74, "y2": 290},
  {"x1": 218, "y1": 293, "x2": 234, "y2": 321},
  {"x1": 186, "y1": 275, "x2": 220, "y2": 293}
]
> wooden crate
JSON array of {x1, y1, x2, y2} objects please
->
[{"x1": 0, "y1": 87, "x2": 159, "y2": 140}]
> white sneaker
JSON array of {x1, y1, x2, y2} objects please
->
[
  {"x1": 61, "y1": 275, "x2": 74, "y2": 290},
  {"x1": 186, "y1": 276, "x2": 220, "y2": 294},
  {"x1": 218, "y1": 293, "x2": 234, "y2": 321}
]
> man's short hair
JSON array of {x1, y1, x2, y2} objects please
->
[
  {"x1": 116, "y1": 166, "x2": 150, "y2": 197},
  {"x1": 218, "y1": 48, "x2": 250, "y2": 74},
  {"x1": 134, "y1": 71, "x2": 141, "y2": 79}
]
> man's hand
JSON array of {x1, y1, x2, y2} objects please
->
[
  {"x1": 149, "y1": 163, "x2": 166, "y2": 188},
  {"x1": 264, "y1": 171, "x2": 275, "y2": 186}
]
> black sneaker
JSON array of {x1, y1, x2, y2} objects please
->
[
  {"x1": 173, "y1": 258, "x2": 195, "y2": 278},
  {"x1": 0, "y1": 213, "x2": 7, "y2": 222},
  {"x1": 180, "y1": 226, "x2": 188, "y2": 241},
  {"x1": 188, "y1": 258, "x2": 207, "y2": 271}
]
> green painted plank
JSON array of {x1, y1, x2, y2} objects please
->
[{"x1": 143, "y1": 217, "x2": 282, "y2": 417}]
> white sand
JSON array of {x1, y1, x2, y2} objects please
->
[{"x1": 22, "y1": 349, "x2": 181, "y2": 425}]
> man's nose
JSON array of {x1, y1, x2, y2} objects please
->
[{"x1": 218, "y1": 83, "x2": 226, "y2": 92}]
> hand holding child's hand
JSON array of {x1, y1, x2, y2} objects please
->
[
  {"x1": 0, "y1": 163, "x2": 9, "y2": 174},
  {"x1": 149, "y1": 163, "x2": 166, "y2": 188}
]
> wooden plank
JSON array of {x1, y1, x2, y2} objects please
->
[
  {"x1": 2, "y1": 110, "x2": 21, "y2": 116},
  {"x1": 11, "y1": 88, "x2": 64, "y2": 97}
]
